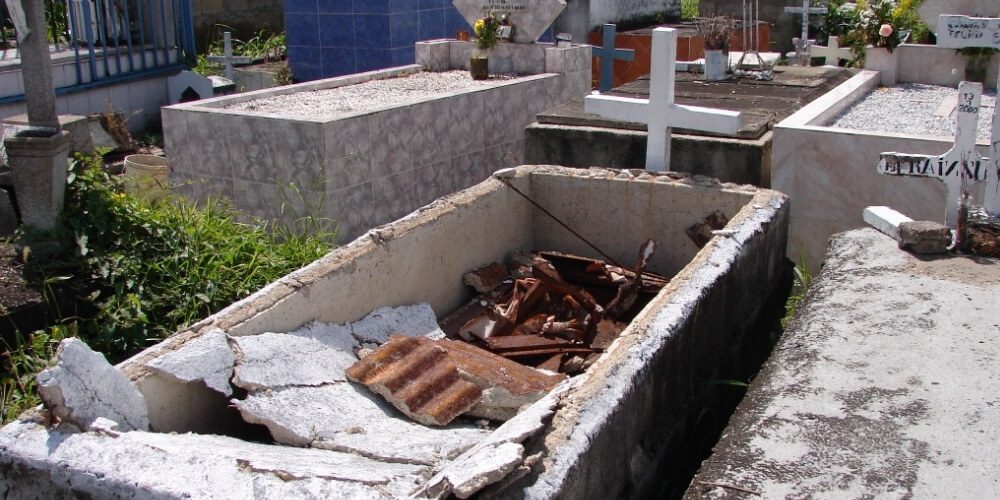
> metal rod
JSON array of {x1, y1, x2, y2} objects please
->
[
  {"x1": 81, "y1": 0, "x2": 98, "y2": 84},
  {"x1": 94, "y1": 0, "x2": 111, "y2": 79},
  {"x1": 108, "y1": 0, "x2": 123, "y2": 76},
  {"x1": 66, "y1": 0, "x2": 84, "y2": 85},
  {"x1": 498, "y1": 177, "x2": 624, "y2": 268},
  {"x1": 121, "y1": 0, "x2": 135, "y2": 72},
  {"x1": 158, "y1": 0, "x2": 169, "y2": 63}
]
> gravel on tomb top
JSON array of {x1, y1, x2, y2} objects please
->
[
  {"x1": 829, "y1": 83, "x2": 995, "y2": 142},
  {"x1": 225, "y1": 70, "x2": 521, "y2": 119}
]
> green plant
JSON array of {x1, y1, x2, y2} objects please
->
[
  {"x1": 819, "y1": 0, "x2": 860, "y2": 45},
  {"x1": 1, "y1": 325, "x2": 74, "y2": 424},
  {"x1": 20, "y1": 154, "x2": 337, "y2": 361},
  {"x1": 782, "y1": 256, "x2": 813, "y2": 328},
  {"x1": 43, "y1": 0, "x2": 69, "y2": 46},
  {"x1": 273, "y1": 62, "x2": 293, "y2": 86},
  {"x1": 681, "y1": 0, "x2": 699, "y2": 20}
]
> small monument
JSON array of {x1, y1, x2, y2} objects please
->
[
  {"x1": 592, "y1": 24, "x2": 635, "y2": 92},
  {"x1": 784, "y1": 0, "x2": 825, "y2": 65},
  {"x1": 876, "y1": 81, "x2": 991, "y2": 228},
  {"x1": 584, "y1": 28, "x2": 741, "y2": 172},
  {"x1": 452, "y1": 0, "x2": 567, "y2": 44}
]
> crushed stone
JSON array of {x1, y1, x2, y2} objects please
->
[
  {"x1": 829, "y1": 83, "x2": 996, "y2": 141},
  {"x1": 224, "y1": 70, "x2": 522, "y2": 120}
]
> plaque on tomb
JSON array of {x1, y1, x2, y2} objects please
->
[{"x1": 452, "y1": 0, "x2": 566, "y2": 44}]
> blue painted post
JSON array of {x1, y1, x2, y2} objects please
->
[{"x1": 592, "y1": 24, "x2": 635, "y2": 92}]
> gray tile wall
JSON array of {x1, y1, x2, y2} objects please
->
[{"x1": 166, "y1": 48, "x2": 591, "y2": 242}]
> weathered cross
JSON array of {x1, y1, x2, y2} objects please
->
[
  {"x1": 810, "y1": 35, "x2": 854, "y2": 66},
  {"x1": 876, "y1": 81, "x2": 989, "y2": 228},
  {"x1": 936, "y1": 14, "x2": 1000, "y2": 216},
  {"x1": 584, "y1": 28, "x2": 741, "y2": 171},
  {"x1": 785, "y1": 0, "x2": 825, "y2": 65},
  {"x1": 593, "y1": 24, "x2": 635, "y2": 92}
]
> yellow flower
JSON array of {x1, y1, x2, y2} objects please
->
[{"x1": 474, "y1": 19, "x2": 485, "y2": 33}]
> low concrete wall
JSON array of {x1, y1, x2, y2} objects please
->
[
  {"x1": 772, "y1": 70, "x2": 992, "y2": 271},
  {"x1": 164, "y1": 44, "x2": 591, "y2": 241},
  {"x1": 686, "y1": 228, "x2": 1000, "y2": 497},
  {"x1": 865, "y1": 44, "x2": 999, "y2": 87},
  {"x1": 525, "y1": 124, "x2": 771, "y2": 186}
]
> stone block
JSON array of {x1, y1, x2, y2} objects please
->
[
  {"x1": 899, "y1": 220, "x2": 952, "y2": 254},
  {"x1": 3, "y1": 129, "x2": 70, "y2": 230},
  {"x1": 36, "y1": 338, "x2": 149, "y2": 431},
  {"x1": 416, "y1": 40, "x2": 451, "y2": 71}
]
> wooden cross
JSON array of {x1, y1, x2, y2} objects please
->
[
  {"x1": 584, "y1": 28, "x2": 741, "y2": 172},
  {"x1": 876, "y1": 81, "x2": 989, "y2": 228},
  {"x1": 936, "y1": 14, "x2": 1000, "y2": 216},
  {"x1": 592, "y1": 24, "x2": 635, "y2": 92},
  {"x1": 810, "y1": 36, "x2": 854, "y2": 66}
]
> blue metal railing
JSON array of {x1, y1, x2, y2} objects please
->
[{"x1": 0, "y1": 0, "x2": 196, "y2": 104}]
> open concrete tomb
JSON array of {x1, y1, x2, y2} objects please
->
[{"x1": 0, "y1": 166, "x2": 789, "y2": 498}]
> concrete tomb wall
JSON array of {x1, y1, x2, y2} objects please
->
[
  {"x1": 772, "y1": 70, "x2": 993, "y2": 271},
  {"x1": 0, "y1": 166, "x2": 791, "y2": 498},
  {"x1": 164, "y1": 44, "x2": 591, "y2": 241},
  {"x1": 553, "y1": 0, "x2": 682, "y2": 44}
]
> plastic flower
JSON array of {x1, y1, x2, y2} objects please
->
[
  {"x1": 474, "y1": 19, "x2": 485, "y2": 33},
  {"x1": 879, "y1": 23, "x2": 893, "y2": 37}
]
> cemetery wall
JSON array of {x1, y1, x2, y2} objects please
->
[
  {"x1": 0, "y1": 75, "x2": 169, "y2": 135},
  {"x1": 772, "y1": 70, "x2": 992, "y2": 271},
  {"x1": 192, "y1": 0, "x2": 284, "y2": 46},
  {"x1": 164, "y1": 45, "x2": 591, "y2": 241},
  {"x1": 698, "y1": 0, "x2": 793, "y2": 53},
  {"x1": 553, "y1": 0, "x2": 681, "y2": 47}
]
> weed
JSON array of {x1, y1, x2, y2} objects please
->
[
  {"x1": 681, "y1": 0, "x2": 700, "y2": 20},
  {"x1": 782, "y1": 255, "x2": 813, "y2": 328},
  {"x1": 0, "y1": 324, "x2": 74, "y2": 423}
]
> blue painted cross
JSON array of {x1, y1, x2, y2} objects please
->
[{"x1": 592, "y1": 24, "x2": 635, "y2": 91}]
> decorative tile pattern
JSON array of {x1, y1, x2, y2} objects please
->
[{"x1": 286, "y1": 1, "x2": 467, "y2": 79}]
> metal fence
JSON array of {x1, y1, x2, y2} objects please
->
[{"x1": 1, "y1": 0, "x2": 196, "y2": 103}]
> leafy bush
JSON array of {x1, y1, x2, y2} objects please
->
[
  {"x1": 1, "y1": 325, "x2": 73, "y2": 423},
  {"x1": 836, "y1": 0, "x2": 932, "y2": 64},
  {"x1": 681, "y1": 0, "x2": 699, "y2": 20},
  {"x1": 22, "y1": 154, "x2": 336, "y2": 361}
]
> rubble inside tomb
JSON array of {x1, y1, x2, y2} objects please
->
[{"x1": 347, "y1": 242, "x2": 669, "y2": 426}]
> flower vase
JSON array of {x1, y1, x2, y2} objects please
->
[
  {"x1": 470, "y1": 48, "x2": 489, "y2": 80},
  {"x1": 704, "y1": 49, "x2": 728, "y2": 80}
]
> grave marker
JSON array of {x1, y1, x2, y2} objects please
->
[
  {"x1": 785, "y1": 0, "x2": 825, "y2": 65},
  {"x1": 810, "y1": 36, "x2": 854, "y2": 66},
  {"x1": 592, "y1": 24, "x2": 635, "y2": 92},
  {"x1": 936, "y1": 14, "x2": 1000, "y2": 215},
  {"x1": 584, "y1": 28, "x2": 741, "y2": 172},
  {"x1": 876, "y1": 81, "x2": 989, "y2": 228},
  {"x1": 452, "y1": 0, "x2": 566, "y2": 44}
]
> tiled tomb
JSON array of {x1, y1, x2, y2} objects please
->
[{"x1": 163, "y1": 42, "x2": 590, "y2": 241}]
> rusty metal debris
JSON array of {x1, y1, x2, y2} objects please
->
[
  {"x1": 686, "y1": 210, "x2": 730, "y2": 248},
  {"x1": 441, "y1": 241, "x2": 669, "y2": 376},
  {"x1": 346, "y1": 335, "x2": 565, "y2": 426}
]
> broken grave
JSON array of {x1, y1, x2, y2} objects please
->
[{"x1": 0, "y1": 166, "x2": 791, "y2": 498}]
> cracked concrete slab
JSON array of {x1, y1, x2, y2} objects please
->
[
  {"x1": 349, "y1": 303, "x2": 445, "y2": 346},
  {"x1": 685, "y1": 228, "x2": 1000, "y2": 498},
  {"x1": 144, "y1": 328, "x2": 235, "y2": 396},
  {"x1": 230, "y1": 333, "x2": 355, "y2": 391},
  {"x1": 36, "y1": 338, "x2": 149, "y2": 431},
  {"x1": 234, "y1": 383, "x2": 489, "y2": 465},
  {"x1": 0, "y1": 420, "x2": 428, "y2": 498}
]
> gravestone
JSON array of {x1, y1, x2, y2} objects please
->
[
  {"x1": 593, "y1": 24, "x2": 634, "y2": 92},
  {"x1": 784, "y1": 0, "x2": 825, "y2": 65},
  {"x1": 452, "y1": 0, "x2": 567, "y2": 44},
  {"x1": 876, "y1": 81, "x2": 990, "y2": 228},
  {"x1": 584, "y1": 28, "x2": 741, "y2": 172},
  {"x1": 936, "y1": 14, "x2": 1000, "y2": 216},
  {"x1": 810, "y1": 36, "x2": 853, "y2": 66}
]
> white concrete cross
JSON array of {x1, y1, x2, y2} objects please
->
[
  {"x1": 936, "y1": 14, "x2": 1000, "y2": 216},
  {"x1": 810, "y1": 36, "x2": 854, "y2": 66},
  {"x1": 785, "y1": 0, "x2": 825, "y2": 61},
  {"x1": 876, "y1": 81, "x2": 990, "y2": 228},
  {"x1": 584, "y1": 28, "x2": 741, "y2": 172}
]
